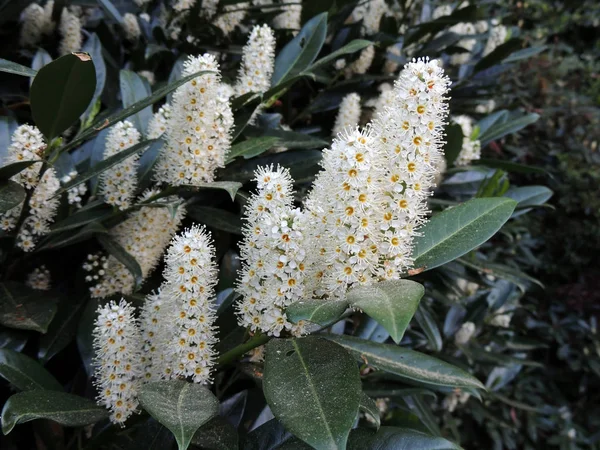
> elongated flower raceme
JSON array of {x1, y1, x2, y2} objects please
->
[
  {"x1": 159, "y1": 225, "x2": 219, "y2": 383},
  {"x1": 139, "y1": 290, "x2": 174, "y2": 381},
  {"x1": 123, "y1": 13, "x2": 141, "y2": 41},
  {"x1": 450, "y1": 23, "x2": 476, "y2": 65},
  {"x1": 234, "y1": 24, "x2": 276, "y2": 97},
  {"x1": 333, "y1": 93, "x2": 362, "y2": 137},
  {"x1": 155, "y1": 54, "x2": 233, "y2": 186},
  {"x1": 483, "y1": 24, "x2": 508, "y2": 56},
  {"x1": 100, "y1": 121, "x2": 141, "y2": 210},
  {"x1": 236, "y1": 166, "x2": 309, "y2": 337},
  {"x1": 214, "y1": 3, "x2": 248, "y2": 35},
  {"x1": 19, "y1": 3, "x2": 45, "y2": 47},
  {"x1": 346, "y1": 45, "x2": 375, "y2": 77},
  {"x1": 84, "y1": 190, "x2": 186, "y2": 298},
  {"x1": 92, "y1": 299, "x2": 142, "y2": 425},
  {"x1": 59, "y1": 8, "x2": 82, "y2": 55},
  {"x1": 453, "y1": 115, "x2": 481, "y2": 166},
  {"x1": 3, "y1": 124, "x2": 46, "y2": 190},
  {"x1": 272, "y1": 0, "x2": 302, "y2": 31},
  {"x1": 372, "y1": 57, "x2": 451, "y2": 278},
  {"x1": 352, "y1": 0, "x2": 388, "y2": 35},
  {"x1": 146, "y1": 104, "x2": 172, "y2": 139}
]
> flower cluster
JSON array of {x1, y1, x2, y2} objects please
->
[
  {"x1": 59, "y1": 7, "x2": 82, "y2": 56},
  {"x1": 19, "y1": 0, "x2": 55, "y2": 47},
  {"x1": 236, "y1": 166, "x2": 309, "y2": 337},
  {"x1": 352, "y1": 0, "x2": 389, "y2": 35},
  {"x1": 147, "y1": 104, "x2": 172, "y2": 139},
  {"x1": 272, "y1": 0, "x2": 302, "y2": 31},
  {"x1": 3, "y1": 124, "x2": 46, "y2": 190},
  {"x1": 100, "y1": 121, "x2": 141, "y2": 210},
  {"x1": 454, "y1": 321, "x2": 476, "y2": 345},
  {"x1": 123, "y1": 13, "x2": 141, "y2": 41},
  {"x1": 345, "y1": 45, "x2": 375, "y2": 77},
  {"x1": 61, "y1": 170, "x2": 87, "y2": 207},
  {"x1": 139, "y1": 291, "x2": 173, "y2": 381},
  {"x1": 155, "y1": 54, "x2": 233, "y2": 186},
  {"x1": 373, "y1": 84, "x2": 395, "y2": 119},
  {"x1": 453, "y1": 115, "x2": 481, "y2": 166},
  {"x1": 84, "y1": 190, "x2": 186, "y2": 298},
  {"x1": 214, "y1": 3, "x2": 248, "y2": 35},
  {"x1": 483, "y1": 23, "x2": 509, "y2": 56},
  {"x1": 332, "y1": 93, "x2": 362, "y2": 137},
  {"x1": 26, "y1": 265, "x2": 51, "y2": 291},
  {"x1": 234, "y1": 25, "x2": 276, "y2": 97},
  {"x1": 450, "y1": 23, "x2": 477, "y2": 66},
  {"x1": 92, "y1": 299, "x2": 142, "y2": 425}
]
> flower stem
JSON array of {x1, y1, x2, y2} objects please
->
[{"x1": 217, "y1": 333, "x2": 270, "y2": 367}]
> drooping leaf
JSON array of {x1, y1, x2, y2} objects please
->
[
  {"x1": 411, "y1": 198, "x2": 517, "y2": 271},
  {"x1": 0, "y1": 58, "x2": 37, "y2": 77},
  {"x1": 0, "y1": 181, "x2": 25, "y2": 214},
  {"x1": 503, "y1": 45, "x2": 547, "y2": 64},
  {"x1": 263, "y1": 337, "x2": 361, "y2": 450},
  {"x1": 1, "y1": 390, "x2": 108, "y2": 434},
  {"x1": 49, "y1": 204, "x2": 113, "y2": 233},
  {"x1": 474, "y1": 38, "x2": 524, "y2": 73},
  {"x1": 347, "y1": 427, "x2": 461, "y2": 450},
  {"x1": 226, "y1": 136, "x2": 281, "y2": 163},
  {"x1": 286, "y1": 299, "x2": 348, "y2": 327},
  {"x1": 97, "y1": 234, "x2": 143, "y2": 289},
  {"x1": 479, "y1": 112, "x2": 540, "y2": 146},
  {"x1": 38, "y1": 301, "x2": 85, "y2": 364},
  {"x1": 504, "y1": 186, "x2": 553, "y2": 209},
  {"x1": 347, "y1": 280, "x2": 424, "y2": 345},
  {"x1": 120, "y1": 70, "x2": 153, "y2": 136},
  {"x1": 30, "y1": 53, "x2": 97, "y2": 139},
  {"x1": 0, "y1": 349, "x2": 62, "y2": 392},
  {"x1": 138, "y1": 380, "x2": 220, "y2": 450},
  {"x1": 307, "y1": 39, "x2": 373, "y2": 73},
  {"x1": 0, "y1": 161, "x2": 40, "y2": 182},
  {"x1": 272, "y1": 13, "x2": 328, "y2": 86},
  {"x1": 0, "y1": 283, "x2": 58, "y2": 333},
  {"x1": 326, "y1": 335, "x2": 485, "y2": 391}
]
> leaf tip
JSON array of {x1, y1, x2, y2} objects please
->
[{"x1": 72, "y1": 52, "x2": 92, "y2": 62}]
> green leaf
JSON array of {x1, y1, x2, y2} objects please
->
[
  {"x1": 457, "y1": 257, "x2": 544, "y2": 290},
  {"x1": 411, "y1": 198, "x2": 517, "y2": 271},
  {"x1": 31, "y1": 49, "x2": 52, "y2": 79},
  {"x1": 272, "y1": 13, "x2": 328, "y2": 85},
  {"x1": 263, "y1": 337, "x2": 361, "y2": 450},
  {"x1": 347, "y1": 427, "x2": 461, "y2": 450},
  {"x1": 504, "y1": 186, "x2": 553, "y2": 208},
  {"x1": 187, "y1": 206, "x2": 242, "y2": 235},
  {"x1": 0, "y1": 161, "x2": 40, "y2": 182},
  {"x1": 414, "y1": 306, "x2": 443, "y2": 352},
  {"x1": 30, "y1": 53, "x2": 97, "y2": 140},
  {"x1": 326, "y1": 335, "x2": 485, "y2": 391},
  {"x1": 191, "y1": 417, "x2": 239, "y2": 450},
  {"x1": 346, "y1": 280, "x2": 424, "y2": 345},
  {"x1": 0, "y1": 181, "x2": 25, "y2": 214},
  {"x1": 0, "y1": 116, "x2": 17, "y2": 163},
  {"x1": 307, "y1": 39, "x2": 373, "y2": 73},
  {"x1": 49, "y1": 204, "x2": 113, "y2": 233},
  {"x1": 53, "y1": 139, "x2": 158, "y2": 198},
  {"x1": 189, "y1": 181, "x2": 242, "y2": 202},
  {"x1": 81, "y1": 34, "x2": 106, "y2": 121},
  {"x1": 286, "y1": 299, "x2": 348, "y2": 327},
  {"x1": 38, "y1": 222, "x2": 108, "y2": 251},
  {"x1": 38, "y1": 301, "x2": 85, "y2": 364},
  {"x1": 226, "y1": 136, "x2": 280, "y2": 163},
  {"x1": 479, "y1": 112, "x2": 539, "y2": 146},
  {"x1": 359, "y1": 393, "x2": 380, "y2": 429},
  {"x1": 76, "y1": 299, "x2": 97, "y2": 376},
  {"x1": 502, "y1": 45, "x2": 547, "y2": 64},
  {"x1": 1, "y1": 391, "x2": 108, "y2": 434},
  {"x1": 0, "y1": 283, "x2": 58, "y2": 333},
  {"x1": 138, "y1": 380, "x2": 220, "y2": 450},
  {"x1": 97, "y1": 0, "x2": 124, "y2": 23},
  {"x1": 0, "y1": 349, "x2": 62, "y2": 391},
  {"x1": 120, "y1": 70, "x2": 153, "y2": 136},
  {"x1": 0, "y1": 58, "x2": 37, "y2": 77},
  {"x1": 474, "y1": 158, "x2": 548, "y2": 175},
  {"x1": 97, "y1": 234, "x2": 143, "y2": 289},
  {"x1": 444, "y1": 124, "x2": 463, "y2": 167},
  {"x1": 405, "y1": 5, "x2": 478, "y2": 45},
  {"x1": 259, "y1": 129, "x2": 328, "y2": 150},
  {"x1": 474, "y1": 38, "x2": 523, "y2": 73}
]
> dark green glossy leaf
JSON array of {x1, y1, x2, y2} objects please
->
[
  {"x1": 359, "y1": 393, "x2": 380, "y2": 429},
  {"x1": 138, "y1": 380, "x2": 220, "y2": 450},
  {"x1": 307, "y1": 39, "x2": 372, "y2": 73},
  {"x1": 264, "y1": 337, "x2": 361, "y2": 450},
  {"x1": 97, "y1": 0, "x2": 123, "y2": 23},
  {"x1": 259, "y1": 129, "x2": 328, "y2": 150},
  {"x1": 30, "y1": 53, "x2": 97, "y2": 139},
  {"x1": 286, "y1": 299, "x2": 348, "y2": 327},
  {"x1": 474, "y1": 38, "x2": 524, "y2": 73},
  {"x1": 0, "y1": 181, "x2": 25, "y2": 214},
  {"x1": 444, "y1": 124, "x2": 463, "y2": 167},
  {"x1": 347, "y1": 427, "x2": 461, "y2": 449},
  {"x1": 76, "y1": 299, "x2": 97, "y2": 376},
  {"x1": 0, "y1": 283, "x2": 57, "y2": 333},
  {"x1": 272, "y1": 13, "x2": 328, "y2": 85},
  {"x1": 474, "y1": 158, "x2": 548, "y2": 175},
  {"x1": 326, "y1": 335, "x2": 485, "y2": 391},
  {"x1": 479, "y1": 112, "x2": 539, "y2": 146},
  {"x1": 414, "y1": 306, "x2": 443, "y2": 352},
  {"x1": 187, "y1": 206, "x2": 242, "y2": 235},
  {"x1": 191, "y1": 416, "x2": 239, "y2": 450},
  {"x1": 1, "y1": 391, "x2": 108, "y2": 434},
  {"x1": 0, "y1": 58, "x2": 37, "y2": 77},
  {"x1": 120, "y1": 70, "x2": 153, "y2": 136},
  {"x1": 226, "y1": 136, "x2": 281, "y2": 163},
  {"x1": 97, "y1": 234, "x2": 143, "y2": 289},
  {"x1": 503, "y1": 45, "x2": 547, "y2": 64},
  {"x1": 38, "y1": 222, "x2": 108, "y2": 251},
  {"x1": 0, "y1": 349, "x2": 62, "y2": 391},
  {"x1": 38, "y1": 301, "x2": 85, "y2": 364},
  {"x1": 411, "y1": 198, "x2": 517, "y2": 271},
  {"x1": 504, "y1": 186, "x2": 553, "y2": 208},
  {"x1": 49, "y1": 204, "x2": 113, "y2": 233},
  {"x1": 347, "y1": 280, "x2": 424, "y2": 345},
  {"x1": 0, "y1": 161, "x2": 40, "y2": 182}
]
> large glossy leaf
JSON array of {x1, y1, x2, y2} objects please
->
[
  {"x1": 479, "y1": 112, "x2": 539, "y2": 146},
  {"x1": 120, "y1": 70, "x2": 153, "y2": 136},
  {"x1": 30, "y1": 49, "x2": 52, "y2": 80},
  {"x1": 0, "y1": 58, "x2": 37, "y2": 77},
  {"x1": 404, "y1": 5, "x2": 478, "y2": 45},
  {"x1": 411, "y1": 198, "x2": 517, "y2": 271},
  {"x1": 272, "y1": 13, "x2": 328, "y2": 86},
  {"x1": 191, "y1": 416, "x2": 239, "y2": 450},
  {"x1": 504, "y1": 186, "x2": 553, "y2": 208},
  {"x1": 263, "y1": 337, "x2": 361, "y2": 450},
  {"x1": 326, "y1": 335, "x2": 484, "y2": 391},
  {"x1": 0, "y1": 181, "x2": 25, "y2": 213},
  {"x1": 38, "y1": 301, "x2": 85, "y2": 364},
  {"x1": 474, "y1": 38, "x2": 524, "y2": 73},
  {"x1": 474, "y1": 158, "x2": 548, "y2": 175},
  {"x1": 307, "y1": 39, "x2": 372, "y2": 73},
  {"x1": 0, "y1": 349, "x2": 62, "y2": 391},
  {"x1": 138, "y1": 380, "x2": 220, "y2": 450},
  {"x1": 243, "y1": 418, "x2": 306, "y2": 450},
  {"x1": 347, "y1": 280, "x2": 424, "y2": 345},
  {"x1": 347, "y1": 427, "x2": 461, "y2": 450},
  {"x1": 1, "y1": 391, "x2": 108, "y2": 434},
  {"x1": 0, "y1": 161, "x2": 40, "y2": 181},
  {"x1": 30, "y1": 53, "x2": 97, "y2": 139},
  {"x1": 226, "y1": 136, "x2": 280, "y2": 163},
  {"x1": 97, "y1": 234, "x2": 143, "y2": 289},
  {"x1": 0, "y1": 283, "x2": 57, "y2": 333},
  {"x1": 49, "y1": 204, "x2": 113, "y2": 233},
  {"x1": 286, "y1": 299, "x2": 348, "y2": 327},
  {"x1": 81, "y1": 34, "x2": 106, "y2": 120},
  {"x1": 187, "y1": 206, "x2": 242, "y2": 235}
]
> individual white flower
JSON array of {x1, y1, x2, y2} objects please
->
[
  {"x1": 450, "y1": 23, "x2": 476, "y2": 66},
  {"x1": 59, "y1": 8, "x2": 83, "y2": 56},
  {"x1": 345, "y1": 46, "x2": 375, "y2": 77},
  {"x1": 19, "y1": 3, "x2": 45, "y2": 47},
  {"x1": 155, "y1": 54, "x2": 233, "y2": 186},
  {"x1": 84, "y1": 190, "x2": 186, "y2": 298},
  {"x1": 332, "y1": 93, "x2": 361, "y2": 137},
  {"x1": 123, "y1": 13, "x2": 141, "y2": 41},
  {"x1": 2, "y1": 124, "x2": 46, "y2": 190},
  {"x1": 453, "y1": 115, "x2": 481, "y2": 166},
  {"x1": 26, "y1": 265, "x2": 51, "y2": 290},
  {"x1": 159, "y1": 225, "x2": 219, "y2": 383},
  {"x1": 483, "y1": 24, "x2": 508, "y2": 56},
  {"x1": 272, "y1": 0, "x2": 302, "y2": 31},
  {"x1": 383, "y1": 44, "x2": 402, "y2": 74},
  {"x1": 92, "y1": 299, "x2": 142, "y2": 425},
  {"x1": 100, "y1": 121, "x2": 141, "y2": 210},
  {"x1": 372, "y1": 57, "x2": 451, "y2": 278},
  {"x1": 236, "y1": 166, "x2": 309, "y2": 337},
  {"x1": 454, "y1": 321, "x2": 476, "y2": 345},
  {"x1": 147, "y1": 104, "x2": 172, "y2": 139},
  {"x1": 214, "y1": 3, "x2": 248, "y2": 35},
  {"x1": 60, "y1": 170, "x2": 87, "y2": 208},
  {"x1": 334, "y1": 59, "x2": 347, "y2": 70},
  {"x1": 234, "y1": 25, "x2": 276, "y2": 97}
]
